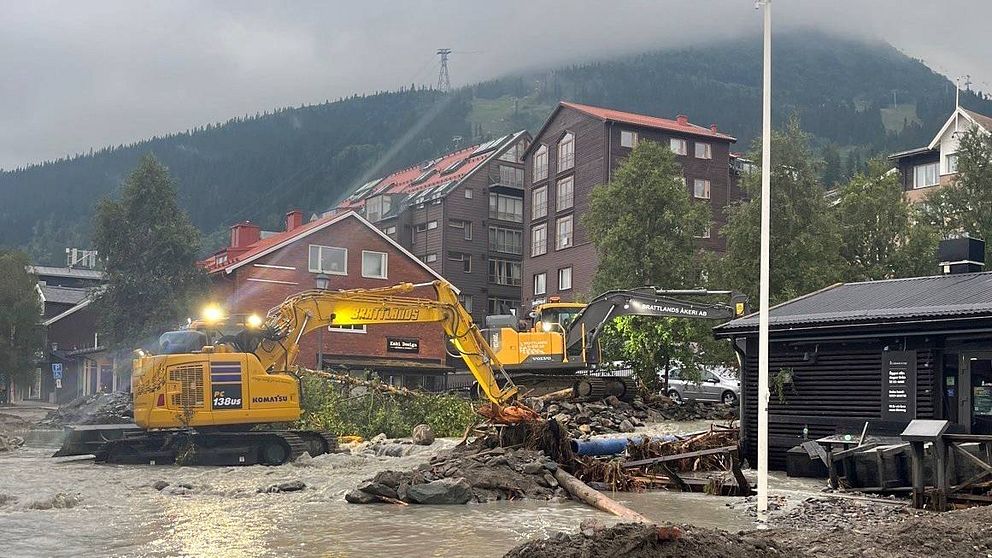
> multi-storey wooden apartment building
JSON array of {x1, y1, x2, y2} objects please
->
[
  {"x1": 889, "y1": 106, "x2": 992, "y2": 203},
  {"x1": 520, "y1": 102, "x2": 740, "y2": 308},
  {"x1": 332, "y1": 131, "x2": 531, "y2": 323}
]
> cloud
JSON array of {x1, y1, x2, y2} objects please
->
[{"x1": 0, "y1": 0, "x2": 987, "y2": 169}]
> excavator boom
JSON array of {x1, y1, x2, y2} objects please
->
[{"x1": 257, "y1": 281, "x2": 518, "y2": 404}]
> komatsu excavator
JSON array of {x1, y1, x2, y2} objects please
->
[
  {"x1": 55, "y1": 281, "x2": 524, "y2": 465},
  {"x1": 485, "y1": 288, "x2": 748, "y2": 400}
]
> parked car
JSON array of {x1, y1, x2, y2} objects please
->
[{"x1": 664, "y1": 367, "x2": 740, "y2": 405}]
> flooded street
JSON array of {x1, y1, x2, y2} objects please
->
[{"x1": 0, "y1": 423, "x2": 757, "y2": 558}]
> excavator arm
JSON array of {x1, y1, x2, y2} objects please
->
[
  {"x1": 565, "y1": 288, "x2": 748, "y2": 361},
  {"x1": 254, "y1": 281, "x2": 518, "y2": 405}
]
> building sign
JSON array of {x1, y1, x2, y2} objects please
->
[
  {"x1": 881, "y1": 351, "x2": 917, "y2": 421},
  {"x1": 387, "y1": 338, "x2": 420, "y2": 353},
  {"x1": 51, "y1": 363, "x2": 63, "y2": 380}
]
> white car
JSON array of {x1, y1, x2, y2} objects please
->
[{"x1": 665, "y1": 368, "x2": 740, "y2": 405}]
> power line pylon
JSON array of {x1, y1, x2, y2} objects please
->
[{"x1": 436, "y1": 48, "x2": 452, "y2": 93}]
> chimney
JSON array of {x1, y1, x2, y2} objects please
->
[
  {"x1": 710, "y1": 124, "x2": 719, "y2": 133},
  {"x1": 285, "y1": 209, "x2": 304, "y2": 231},
  {"x1": 938, "y1": 237, "x2": 985, "y2": 275},
  {"x1": 676, "y1": 114, "x2": 689, "y2": 126},
  {"x1": 230, "y1": 221, "x2": 261, "y2": 249}
]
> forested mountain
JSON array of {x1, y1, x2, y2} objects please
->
[{"x1": 3, "y1": 30, "x2": 990, "y2": 264}]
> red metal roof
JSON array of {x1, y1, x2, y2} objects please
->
[
  {"x1": 200, "y1": 212, "x2": 346, "y2": 274},
  {"x1": 335, "y1": 142, "x2": 493, "y2": 212},
  {"x1": 560, "y1": 101, "x2": 736, "y2": 142}
]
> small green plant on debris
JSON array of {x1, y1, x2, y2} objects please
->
[{"x1": 295, "y1": 375, "x2": 476, "y2": 438}]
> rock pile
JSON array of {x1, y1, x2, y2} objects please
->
[
  {"x1": 36, "y1": 392, "x2": 133, "y2": 428},
  {"x1": 531, "y1": 395, "x2": 736, "y2": 439},
  {"x1": 346, "y1": 446, "x2": 564, "y2": 505}
]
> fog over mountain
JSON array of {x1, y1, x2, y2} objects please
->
[{"x1": 0, "y1": 0, "x2": 988, "y2": 169}]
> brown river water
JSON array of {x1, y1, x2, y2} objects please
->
[{"x1": 0, "y1": 423, "x2": 761, "y2": 558}]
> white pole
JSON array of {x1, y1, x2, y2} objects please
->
[{"x1": 757, "y1": 0, "x2": 772, "y2": 516}]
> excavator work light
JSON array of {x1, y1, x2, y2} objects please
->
[
  {"x1": 200, "y1": 304, "x2": 225, "y2": 324},
  {"x1": 245, "y1": 314, "x2": 263, "y2": 329}
]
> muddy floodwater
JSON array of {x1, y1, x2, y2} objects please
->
[{"x1": 1, "y1": 423, "x2": 759, "y2": 558}]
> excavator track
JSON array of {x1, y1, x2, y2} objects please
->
[{"x1": 92, "y1": 429, "x2": 331, "y2": 466}]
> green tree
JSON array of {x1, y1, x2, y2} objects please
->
[
  {"x1": 585, "y1": 140, "x2": 709, "y2": 292},
  {"x1": 719, "y1": 117, "x2": 844, "y2": 305},
  {"x1": 835, "y1": 159, "x2": 939, "y2": 281},
  {"x1": 821, "y1": 144, "x2": 843, "y2": 189},
  {"x1": 0, "y1": 250, "x2": 44, "y2": 401},
  {"x1": 93, "y1": 155, "x2": 208, "y2": 349},
  {"x1": 584, "y1": 140, "x2": 720, "y2": 386},
  {"x1": 923, "y1": 127, "x2": 992, "y2": 241}
]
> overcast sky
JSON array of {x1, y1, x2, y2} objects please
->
[{"x1": 0, "y1": 0, "x2": 988, "y2": 170}]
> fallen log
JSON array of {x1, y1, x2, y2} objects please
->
[
  {"x1": 553, "y1": 468, "x2": 683, "y2": 540},
  {"x1": 299, "y1": 368, "x2": 422, "y2": 398},
  {"x1": 533, "y1": 387, "x2": 573, "y2": 402}
]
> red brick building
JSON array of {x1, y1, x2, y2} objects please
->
[{"x1": 202, "y1": 210, "x2": 453, "y2": 389}]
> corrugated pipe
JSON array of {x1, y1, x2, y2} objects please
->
[{"x1": 570, "y1": 434, "x2": 678, "y2": 456}]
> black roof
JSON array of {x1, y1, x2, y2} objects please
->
[{"x1": 715, "y1": 272, "x2": 992, "y2": 334}]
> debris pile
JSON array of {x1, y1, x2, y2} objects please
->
[
  {"x1": 533, "y1": 395, "x2": 736, "y2": 439},
  {"x1": 0, "y1": 432, "x2": 25, "y2": 452},
  {"x1": 626, "y1": 425, "x2": 739, "y2": 472},
  {"x1": 503, "y1": 522, "x2": 799, "y2": 558},
  {"x1": 346, "y1": 445, "x2": 564, "y2": 505},
  {"x1": 36, "y1": 392, "x2": 133, "y2": 428}
]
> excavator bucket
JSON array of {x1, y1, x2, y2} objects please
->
[{"x1": 477, "y1": 403, "x2": 541, "y2": 424}]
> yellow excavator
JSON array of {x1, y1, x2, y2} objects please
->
[
  {"x1": 485, "y1": 288, "x2": 748, "y2": 400},
  {"x1": 55, "y1": 281, "x2": 523, "y2": 465}
]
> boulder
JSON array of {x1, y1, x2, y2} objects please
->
[
  {"x1": 618, "y1": 420, "x2": 635, "y2": 433},
  {"x1": 405, "y1": 477, "x2": 473, "y2": 505},
  {"x1": 412, "y1": 424, "x2": 435, "y2": 446},
  {"x1": 357, "y1": 480, "x2": 398, "y2": 500},
  {"x1": 345, "y1": 489, "x2": 379, "y2": 504},
  {"x1": 259, "y1": 480, "x2": 306, "y2": 493},
  {"x1": 522, "y1": 461, "x2": 545, "y2": 475},
  {"x1": 151, "y1": 480, "x2": 170, "y2": 491},
  {"x1": 292, "y1": 452, "x2": 314, "y2": 467}
]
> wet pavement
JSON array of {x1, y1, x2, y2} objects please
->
[{"x1": 0, "y1": 424, "x2": 791, "y2": 558}]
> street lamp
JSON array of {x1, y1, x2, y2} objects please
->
[{"x1": 315, "y1": 273, "x2": 329, "y2": 369}]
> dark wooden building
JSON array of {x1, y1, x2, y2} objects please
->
[
  {"x1": 715, "y1": 255, "x2": 992, "y2": 469},
  {"x1": 520, "y1": 102, "x2": 741, "y2": 308},
  {"x1": 331, "y1": 132, "x2": 530, "y2": 325}
]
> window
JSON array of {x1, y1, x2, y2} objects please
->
[
  {"x1": 499, "y1": 165, "x2": 524, "y2": 188},
  {"x1": 489, "y1": 259, "x2": 521, "y2": 286},
  {"x1": 696, "y1": 225, "x2": 711, "y2": 239},
  {"x1": 670, "y1": 138, "x2": 687, "y2": 156},
  {"x1": 693, "y1": 179, "x2": 711, "y2": 200},
  {"x1": 489, "y1": 227, "x2": 522, "y2": 254},
  {"x1": 500, "y1": 139, "x2": 527, "y2": 163},
  {"x1": 308, "y1": 245, "x2": 347, "y2": 275},
  {"x1": 450, "y1": 219, "x2": 472, "y2": 240},
  {"x1": 329, "y1": 324, "x2": 366, "y2": 333},
  {"x1": 383, "y1": 226, "x2": 396, "y2": 235},
  {"x1": 695, "y1": 142, "x2": 712, "y2": 159},
  {"x1": 459, "y1": 294, "x2": 473, "y2": 314},
  {"x1": 365, "y1": 195, "x2": 392, "y2": 222},
  {"x1": 489, "y1": 193, "x2": 523, "y2": 222},
  {"x1": 533, "y1": 145, "x2": 548, "y2": 181},
  {"x1": 913, "y1": 162, "x2": 939, "y2": 189},
  {"x1": 448, "y1": 252, "x2": 471, "y2": 273},
  {"x1": 532, "y1": 185, "x2": 548, "y2": 219},
  {"x1": 620, "y1": 130, "x2": 638, "y2": 148},
  {"x1": 214, "y1": 254, "x2": 228, "y2": 266},
  {"x1": 488, "y1": 297, "x2": 519, "y2": 315},
  {"x1": 557, "y1": 132, "x2": 574, "y2": 172},
  {"x1": 412, "y1": 169, "x2": 436, "y2": 185},
  {"x1": 533, "y1": 273, "x2": 547, "y2": 295},
  {"x1": 464, "y1": 188, "x2": 473, "y2": 199},
  {"x1": 946, "y1": 153, "x2": 959, "y2": 174},
  {"x1": 531, "y1": 223, "x2": 547, "y2": 256},
  {"x1": 558, "y1": 267, "x2": 572, "y2": 291},
  {"x1": 556, "y1": 176, "x2": 574, "y2": 211},
  {"x1": 415, "y1": 220, "x2": 438, "y2": 232},
  {"x1": 423, "y1": 253, "x2": 437, "y2": 263},
  {"x1": 361, "y1": 251, "x2": 387, "y2": 279},
  {"x1": 556, "y1": 215, "x2": 573, "y2": 250}
]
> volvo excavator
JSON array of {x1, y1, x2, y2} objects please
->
[
  {"x1": 55, "y1": 281, "x2": 526, "y2": 465},
  {"x1": 485, "y1": 288, "x2": 748, "y2": 400}
]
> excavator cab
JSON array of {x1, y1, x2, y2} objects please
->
[{"x1": 530, "y1": 299, "x2": 585, "y2": 334}]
